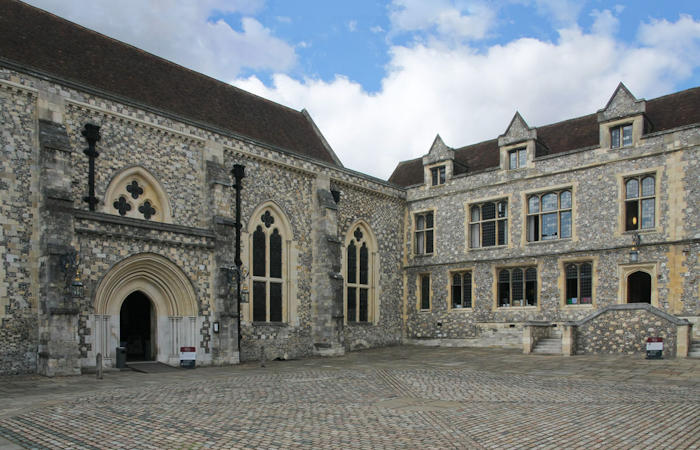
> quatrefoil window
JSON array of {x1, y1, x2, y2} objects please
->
[
  {"x1": 261, "y1": 211, "x2": 275, "y2": 228},
  {"x1": 353, "y1": 228, "x2": 363, "y2": 241},
  {"x1": 126, "y1": 180, "x2": 144, "y2": 199},
  {"x1": 113, "y1": 196, "x2": 131, "y2": 216},
  {"x1": 139, "y1": 201, "x2": 156, "y2": 220}
]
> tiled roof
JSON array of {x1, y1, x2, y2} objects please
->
[
  {"x1": 0, "y1": 0, "x2": 340, "y2": 166},
  {"x1": 389, "y1": 86, "x2": 700, "y2": 187}
]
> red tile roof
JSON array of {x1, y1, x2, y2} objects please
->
[{"x1": 0, "y1": 0, "x2": 340, "y2": 166}]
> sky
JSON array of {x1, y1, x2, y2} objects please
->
[{"x1": 24, "y1": 0, "x2": 700, "y2": 179}]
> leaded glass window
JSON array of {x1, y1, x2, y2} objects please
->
[
  {"x1": 508, "y1": 148, "x2": 527, "y2": 169},
  {"x1": 611, "y1": 124, "x2": 633, "y2": 148},
  {"x1": 431, "y1": 166, "x2": 446, "y2": 186},
  {"x1": 565, "y1": 262, "x2": 593, "y2": 305},
  {"x1": 346, "y1": 226, "x2": 372, "y2": 322},
  {"x1": 451, "y1": 271, "x2": 472, "y2": 309},
  {"x1": 414, "y1": 211, "x2": 434, "y2": 254},
  {"x1": 497, "y1": 267, "x2": 537, "y2": 307},
  {"x1": 470, "y1": 200, "x2": 507, "y2": 248},
  {"x1": 527, "y1": 190, "x2": 572, "y2": 242},
  {"x1": 625, "y1": 175, "x2": 655, "y2": 231},
  {"x1": 251, "y1": 210, "x2": 285, "y2": 322}
]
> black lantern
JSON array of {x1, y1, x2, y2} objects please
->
[
  {"x1": 629, "y1": 232, "x2": 641, "y2": 262},
  {"x1": 71, "y1": 277, "x2": 84, "y2": 298}
]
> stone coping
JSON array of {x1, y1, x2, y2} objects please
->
[
  {"x1": 569, "y1": 303, "x2": 691, "y2": 327},
  {"x1": 73, "y1": 209, "x2": 216, "y2": 239}
]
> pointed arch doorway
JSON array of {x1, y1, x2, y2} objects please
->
[
  {"x1": 120, "y1": 291, "x2": 156, "y2": 361},
  {"x1": 91, "y1": 253, "x2": 200, "y2": 367}
]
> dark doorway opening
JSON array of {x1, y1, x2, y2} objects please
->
[
  {"x1": 120, "y1": 291, "x2": 156, "y2": 361},
  {"x1": 627, "y1": 271, "x2": 652, "y2": 303}
]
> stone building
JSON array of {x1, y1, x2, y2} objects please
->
[{"x1": 0, "y1": 1, "x2": 698, "y2": 376}]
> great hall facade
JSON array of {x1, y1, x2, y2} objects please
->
[{"x1": 1, "y1": 1, "x2": 698, "y2": 376}]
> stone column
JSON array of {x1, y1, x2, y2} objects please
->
[
  {"x1": 676, "y1": 323, "x2": 691, "y2": 358},
  {"x1": 311, "y1": 175, "x2": 345, "y2": 356},
  {"x1": 522, "y1": 325, "x2": 534, "y2": 354},
  {"x1": 37, "y1": 117, "x2": 81, "y2": 376}
]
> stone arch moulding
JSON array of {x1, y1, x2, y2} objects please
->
[
  {"x1": 617, "y1": 262, "x2": 658, "y2": 308},
  {"x1": 90, "y1": 253, "x2": 200, "y2": 368},
  {"x1": 342, "y1": 219, "x2": 381, "y2": 325},
  {"x1": 243, "y1": 201, "x2": 298, "y2": 325},
  {"x1": 102, "y1": 165, "x2": 173, "y2": 223}
]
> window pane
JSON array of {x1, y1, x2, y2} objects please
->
[
  {"x1": 622, "y1": 125, "x2": 633, "y2": 146},
  {"x1": 359, "y1": 288, "x2": 368, "y2": 322},
  {"x1": 542, "y1": 193, "x2": 557, "y2": 212},
  {"x1": 542, "y1": 213, "x2": 558, "y2": 240},
  {"x1": 482, "y1": 203, "x2": 495, "y2": 220},
  {"x1": 560, "y1": 211, "x2": 572, "y2": 239},
  {"x1": 415, "y1": 232, "x2": 424, "y2": 254},
  {"x1": 463, "y1": 272, "x2": 472, "y2": 308},
  {"x1": 470, "y1": 206, "x2": 480, "y2": 222},
  {"x1": 566, "y1": 264, "x2": 578, "y2": 279},
  {"x1": 509, "y1": 151, "x2": 518, "y2": 169},
  {"x1": 611, "y1": 127, "x2": 620, "y2": 148},
  {"x1": 525, "y1": 268, "x2": 537, "y2": 306},
  {"x1": 421, "y1": 275, "x2": 430, "y2": 310},
  {"x1": 347, "y1": 287, "x2": 356, "y2": 322},
  {"x1": 498, "y1": 282, "x2": 510, "y2": 306},
  {"x1": 426, "y1": 212, "x2": 433, "y2": 229},
  {"x1": 425, "y1": 230, "x2": 433, "y2": 253},
  {"x1": 359, "y1": 243, "x2": 368, "y2": 285},
  {"x1": 527, "y1": 215, "x2": 539, "y2": 242},
  {"x1": 439, "y1": 167, "x2": 446, "y2": 184},
  {"x1": 253, "y1": 226, "x2": 266, "y2": 277},
  {"x1": 498, "y1": 201, "x2": 507, "y2": 218},
  {"x1": 566, "y1": 277, "x2": 578, "y2": 304},
  {"x1": 431, "y1": 167, "x2": 438, "y2": 186},
  {"x1": 641, "y1": 198, "x2": 654, "y2": 229},
  {"x1": 482, "y1": 221, "x2": 496, "y2": 247},
  {"x1": 519, "y1": 149, "x2": 527, "y2": 168},
  {"x1": 497, "y1": 219, "x2": 507, "y2": 245},
  {"x1": 470, "y1": 224, "x2": 480, "y2": 248},
  {"x1": 270, "y1": 283, "x2": 282, "y2": 322},
  {"x1": 347, "y1": 241, "x2": 356, "y2": 283},
  {"x1": 560, "y1": 190, "x2": 572, "y2": 209},
  {"x1": 512, "y1": 269, "x2": 523, "y2": 305},
  {"x1": 580, "y1": 263, "x2": 592, "y2": 303},
  {"x1": 625, "y1": 200, "x2": 639, "y2": 231},
  {"x1": 452, "y1": 284, "x2": 462, "y2": 308},
  {"x1": 269, "y1": 229, "x2": 282, "y2": 279},
  {"x1": 641, "y1": 176, "x2": 655, "y2": 197},
  {"x1": 626, "y1": 179, "x2": 639, "y2": 199},
  {"x1": 528, "y1": 196, "x2": 539, "y2": 213},
  {"x1": 416, "y1": 215, "x2": 425, "y2": 230},
  {"x1": 253, "y1": 281, "x2": 266, "y2": 322}
]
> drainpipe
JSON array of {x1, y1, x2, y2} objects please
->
[{"x1": 232, "y1": 164, "x2": 245, "y2": 356}]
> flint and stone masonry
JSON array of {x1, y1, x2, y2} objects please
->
[{"x1": 0, "y1": 1, "x2": 698, "y2": 375}]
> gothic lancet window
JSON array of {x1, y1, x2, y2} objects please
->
[
  {"x1": 251, "y1": 210, "x2": 285, "y2": 322},
  {"x1": 345, "y1": 223, "x2": 377, "y2": 323}
]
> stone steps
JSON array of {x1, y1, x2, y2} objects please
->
[
  {"x1": 689, "y1": 341, "x2": 700, "y2": 358},
  {"x1": 533, "y1": 338, "x2": 562, "y2": 354}
]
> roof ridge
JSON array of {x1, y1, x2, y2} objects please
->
[{"x1": 13, "y1": 0, "x2": 305, "y2": 117}]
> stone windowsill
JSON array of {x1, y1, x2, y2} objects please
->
[
  {"x1": 251, "y1": 321, "x2": 288, "y2": 328},
  {"x1": 467, "y1": 244, "x2": 508, "y2": 252},
  {"x1": 526, "y1": 238, "x2": 572, "y2": 246},
  {"x1": 346, "y1": 321, "x2": 374, "y2": 326},
  {"x1": 449, "y1": 307, "x2": 474, "y2": 313}
]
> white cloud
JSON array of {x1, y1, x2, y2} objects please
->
[
  {"x1": 24, "y1": 0, "x2": 296, "y2": 81},
  {"x1": 389, "y1": 0, "x2": 496, "y2": 40},
  {"x1": 348, "y1": 20, "x2": 358, "y2": 32},
  {"x1": 531, "y1": 0, "x2": 583, "y2": 26},
  {"x1": 235, "y1": 16, "x2": 700, "y2": 179},
  {"x1": 590, "y1": 9, "x2": 619, "y2": 36}
]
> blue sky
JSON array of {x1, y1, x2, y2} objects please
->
[{"x1": 25, "y1": 1, "x2": 700, "y2": 178}]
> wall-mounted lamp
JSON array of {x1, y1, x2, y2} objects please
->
[
  {"x1": 629, "y1": 232, "x2": 641, "y2": 263},
  {"x1": 71, "y1": 277, "x2": 84, "y2": 298}
]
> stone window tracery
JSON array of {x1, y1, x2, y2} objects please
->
[
  {"x1": 527, "y1": 190, "x2": 572, "y2": 241},
  {"x1": 104, "y1": 167, "x2": 171, "y2": 223},
  {"x1": 344, "y1": 223, "x2": 377, "y2": 323},
  {"x1": 624, "y1": 174, "x2": 655, "y2": 231},
  {"x1": 251, "y1": 210, "x2": 285, "y2": 323}
]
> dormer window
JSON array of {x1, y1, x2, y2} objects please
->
[
  {"x1": 430, "y1": 166, "x2": 446, "y2": 186},
  {"x1": 508, "y1": 148, "x2": 526, "y2": 170},
  {"x1": 611, "y1": 124, "x2": 633, "y2": 148}
]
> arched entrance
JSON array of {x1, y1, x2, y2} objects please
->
[
  {"x1": 627, "y1": 271, "x2": 651, "y2": 303},
  {"x1": 120, "y1": 291, "x2": 156, "y2": 361},
  {"x1": 91, "y1": 253, "x2": 199, "y2": 367}
]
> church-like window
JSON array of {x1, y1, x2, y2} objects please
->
[
  {"x1": 104, "y1": 167, "x2": 172, "y2": 223},
  {"x1": 251, "y1": 210, "x2": 285, "y2": 322},
  {"x1": 624, "y1": 174, "x2": 655, "y2": 231},
  {"x1": 345, "y1": 224, "x2": 376, "y2": 323}
]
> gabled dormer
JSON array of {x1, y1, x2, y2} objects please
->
[
  {"x1": 422, "y1": 134, "x2": 455, "y2": 187},
  {"x1": 498, "y1": 112, "x2": 537, "y2": 170},
  {"x1": 598, "y1": 83, "x2": 648, "y2": 149}
]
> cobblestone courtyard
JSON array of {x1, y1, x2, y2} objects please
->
[{"x1": 0, "y1": 346, "x2": 698, "y2": 449}]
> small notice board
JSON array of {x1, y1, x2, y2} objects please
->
[{"x1": 180, "y1": 346, "x2": 196, "y2": 368}]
